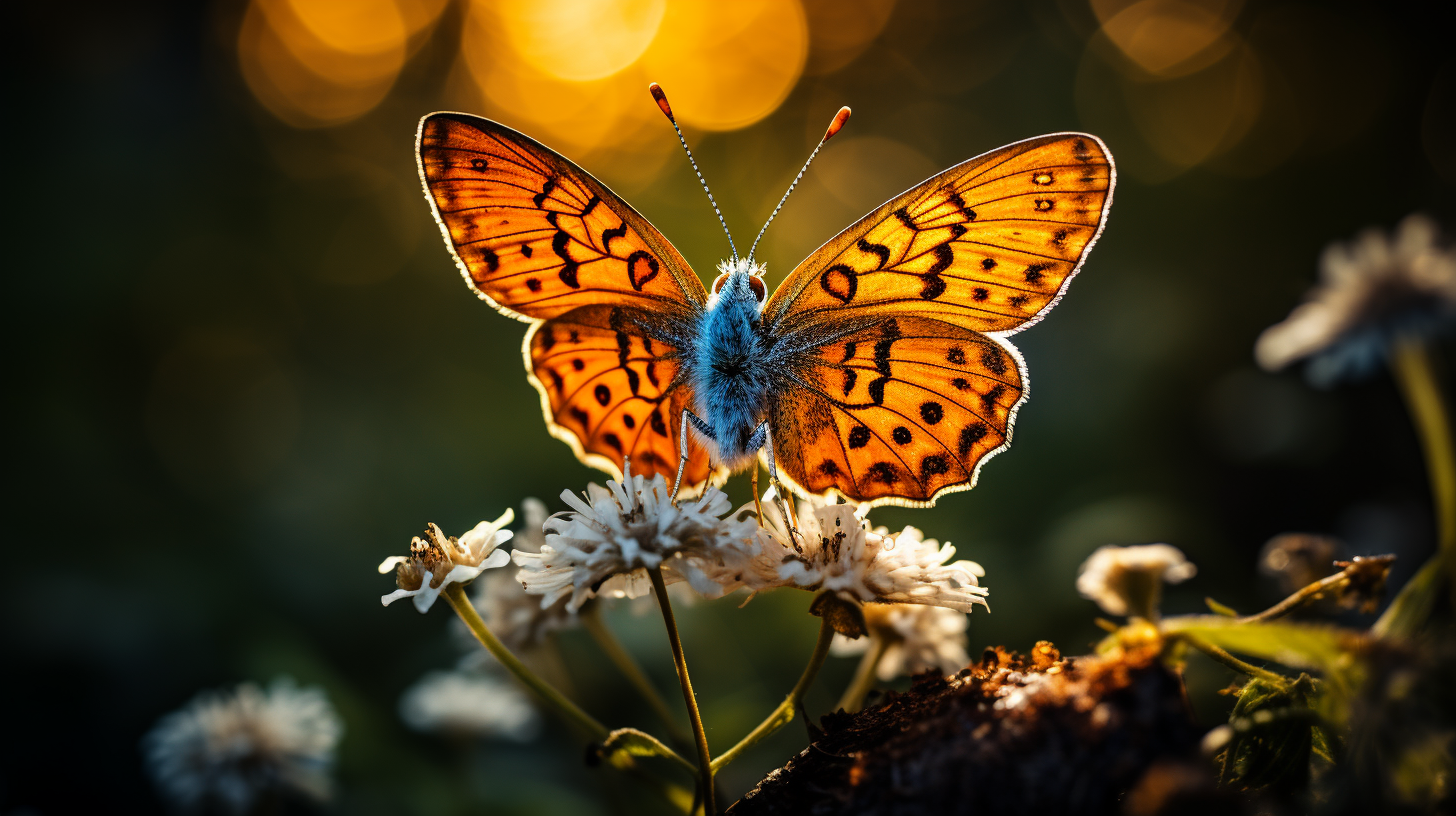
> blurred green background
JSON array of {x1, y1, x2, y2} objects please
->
[{"x1": 6, "y1": 0, "x2": 1453, "y2": 812}]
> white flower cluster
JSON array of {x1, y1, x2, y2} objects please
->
[
  {"x1": 717, "y1": 489, "x2": 989, "y2": 614},
  {"x1": 831, "y1": 603, "x2": 971, "y2": 681},
  {"x1": 398, "y1": 670, "x2": 540, "y2": 741},
  {"x1": 379, "y1": 511, "x2": 514, "y2": 613},
  {"x1": 466, "y1": 498, "x2": 578, "y2": 651},
  {"x1": 144, "y1": 678, "x2": 342, "y2": 814},
  {"x1": 512, "y1": 461, "x2": 758, "y2": 611},
  {"x1": 1077, "y1": 543, "x2": 1196, "y2": 617},
  {"x1": 1256, "y1": 214, "x2": 1456, "y2": 385}
]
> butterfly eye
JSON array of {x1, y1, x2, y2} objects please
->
[
  {"x1": 712, "y1": 273, "x2": 730, "y2": 294},
  {"x1": 747, "y1": 275, "x2": 766, "y2": 303}
]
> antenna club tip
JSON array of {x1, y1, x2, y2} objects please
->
[
  {"x1": 823, "y1": 106, "x2": 851, "y2": 142},
  {"x1": 648, "y1": 82, "x2": 675, "y2": 121}
]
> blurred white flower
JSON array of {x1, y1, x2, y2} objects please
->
[
  {"x1": 466, "y1": 498, "x2": 579, "y2": 652},
  {"x1": 513, "y1": 461, "x2": 753, "y2": 611},
  {"x1": 1256, "y1": 214, "x2": 1456, "y2": 386},
  {"x1": 730, "y1": 489, "x2": 989, "y2": 614},
  {"x1": 379, "y1": 510, "x2": 514, "y2": 613},
  {"x1": 144, "y1": 678, "x2": 342, "y2": 814},
  {"x1": 1076, "y1": 543, "x2": 1196, "y2": 618},
  {"x1": 398, "y1": 670, "x2": 539, "y2": 741},
  {"x1": 831, "y1": 603, "x2": 970, "y2": 680}
]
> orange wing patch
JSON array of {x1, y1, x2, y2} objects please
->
[
  {"x1": 418, "y1": 113, "x2": 707, "y2": 321},
  {"x1": 768, "y1": 316, "x2": 1025, "y2": 506},
  {"x1": 527, "y1": 305, "x2": 724, "y2": 493},
  {"x1": 765, "y1": 133, "x2": 1113, "y2": 336}
]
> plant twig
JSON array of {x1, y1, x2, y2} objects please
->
[
  {"x1": 648, "y1": 567, "x2": 716, "y2": 814},
  {"x1": 581, "y1": 604, "x2": 692, "y2": 747},
  {"x1": 1177, "y1": 631, "x2": 1287, "y2": 684},
  {"x1": 835, "y1": 635, "x2": 888, "y2": 713},
  {"x1": 711, "y1": 616, "x2": 835, "y2": 773},
  {"x1": 443, "y1": 584, "x2": 608, "y2": 739},
  {"x1": 1237, "y1": 571, "x2": 1352, "y2": 624}
]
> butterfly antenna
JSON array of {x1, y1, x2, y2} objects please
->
[
  {"x1": 649, "y1": 83, "x2": 738, "y2": 263},
  {"x1": 747, "y1": 106, "x2": 851, "y2": 264}
]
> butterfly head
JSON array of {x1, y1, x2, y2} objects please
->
[{"x1": 710, "y1": 257, "x2": 767, "y2": 308}]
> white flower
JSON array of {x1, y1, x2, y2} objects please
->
[
  {"x1": 513, "y1": 461, "x2": 750, "y2": 611},
  {"x1": 465, "y1": 498, "x2": 579, "y2": 652},
  {"x1": 144, "y1": 678, "x2": 342, "y2": 814},
  {"x1": 1256, "y1": 214, "x2": 1456, "y2": 385},
  {"x1": 831, "y1": 603, "x2": 970, "y2": 680},
  {"x1": 1076, "y1": 543, "x2": 1196, "y2": 618},
  {"x1": 398, "y1": 670, "x2": 540, "y2": 741},
  {"x1": 379, "y1": 510, "x2": 514, "y2": 613},
  {"x1": 731, "y1": 489, "x2": 989, "y2": 614}
]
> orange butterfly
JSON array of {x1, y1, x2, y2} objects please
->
[{"x1": 416, "y1": 85, "x2": 1114, "y2": 508}]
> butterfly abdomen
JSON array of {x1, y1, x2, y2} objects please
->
[{"x1": 689, "y1": 268, "x2": 775, "y2": 470}]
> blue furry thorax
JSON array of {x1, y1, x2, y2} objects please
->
[{"x1": 688, "y1": 259, "x2": 774, "y2": 468}]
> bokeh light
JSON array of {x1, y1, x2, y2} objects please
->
[
  {"x1": 494, "y1": 0, "x2": 665, "y2": 82},
  {"x1": 239, "y1": 0, "x2": 445, "y2": 127}
]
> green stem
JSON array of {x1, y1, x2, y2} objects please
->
[
  {"x1": 1237, "y1": 571, "x2": 1352, "y2": 624},
  {"x1": 1388, "y1": 339, "x2": 1456, "y2": 613},
  {"x1": 442, "y1": 584, "x2": 608, "y2": 740},
  {"x1": 1177, "y1": 631, "x2": 1287, "y2": 684},
  {"x1": 711, "y1": 617, "x2": 835, "y2": 774},
  {"x1": 648, "y1": 567, "x2": 715, "y2": 815},
  {"x1": 835, "y1": 635, "x2": 889, "y2": 713},
  {"x1": 581, "y1": 604, "x2": 693, "y2": 747}
]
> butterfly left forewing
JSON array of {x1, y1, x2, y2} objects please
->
[
  {"x1": 767, "y1": 316, "x2": 1024, "y2": 506},
  {"x1": 418, "y1": 113, "x2": 708, "y2": 321},
  {"x1": 764, "y1": 133, "x2": 1113, "y2": 336}
]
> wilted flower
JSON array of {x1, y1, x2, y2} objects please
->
[
  {"x1": 723, "y1": 489, "x2": 989, "y2": 619},
  {"x1": 379, "y1": 510, "x2": 514, "y2": 613},
  {"x1": 831, "y1": 603, "x2": 970, "y2": 680},
  {"x1": 398, "y1": 670, "x2": 540, "y2": 741},
  {"x1": 1077, "y1": 543, "x2": 1197, "y2": 619},
  {"x1": 1259, "y1": 532, "x2": 1340, "y2": 595},
  {"x1": 513, "y1": 461, "x2": 753, "y2": 611},
  {"x1": 464, "y1": 498, "x2": 579, "y2": 652},
  {"x1": 144, "y1": 678, "x2": 342, "y2": 814},
  {"x1": 1256, "y1": 214, "x2": 1456, "y2": 386}
]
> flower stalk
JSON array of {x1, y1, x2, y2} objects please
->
[
  {"x1": 442, "y1": 583, "x2": 608, "y2": 740},
  {"x1": 649, "y1": 567, "x2": 716, "y2": 814},
  {"x1": 835, "y1": 635, "x2": 889, "y2": 714},
  {"x1": 1390, "y1": 339, "x2": 1456, "y2": 597},
  {"x1": 711, "y1": 616, "x2": 835, "y2": 773},
  {"x1": 581, "y1": 604, "x2": 692, "y2": 748}
]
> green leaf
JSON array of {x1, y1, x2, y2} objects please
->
[
  {"x1": 1164, "y1": 616, "x2": 1363, "y2": 675},
  {"x1": 1205, "y1": 597, "x2": 1241, "y2": 617},
  {"x1": 593, "y1": 728, "x2": 695, "y2": 773}
]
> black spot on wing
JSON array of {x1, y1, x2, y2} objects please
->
[
  {"x1": 526, "y1": 278, "x2": 542, "y2": 292},
  {"x1": 867, "y1": 377, "x2": 889, "y2": 405},
  {"x1": 552, "y1": 231, "x2": 580, "y2": 288},
  {"x1": 920, "y1": 401, "x2": 944, "y2": 425},
  {"x1": 856, "y1": 238, "x2": 890, "y2": 269},
  {"x1": 946, "y1": 346, "x2": 966, "y2": 365},
  {"x1": 892, "y1": 426, "x2": 912, "y2": 445},
  {"x1": 594, "y1": 384, "x2": 611, "y2": 406},
  {"x1": 841, "y1": 368, "x2": 857, "y2": 397},
  {"x1": 650, "y1": 410, "x2": 669, "y2": 437},
  {"x1": 958, "y1": 424, "x2": 987, "y2": 457},
  {"x1": 533, "y1": 177, "x2": 557, "y2": 208},
  {"x1": 479, "y1": 246, "x2": 500, "y2": 273},
  {"x1": 981, "y1": 384, "x2": 1006, "y2": 411},
  {"x1": 1024, "y1": 262, "x2": 1051, "y2": 283},
  {"x1": 866, "y1": 462, "x2": 899, "y2": 485},
  {"x1": 980, "y1": 347, "x2": 1008, "y2": 375},
  {"x1": 848, "y1": 425, "x2": 871, "y2": 449},
  {"x1": 602, "y1": 223, "x2": 628, "y2": 253},
  {"x1": 818, "y1": 460, "x2": 842, "y2": 476},
  {"x1": 893, "y1": 207, "x2": 917, "y2": 230},
  {"x1": 820, "y1": 265, "x2": 858, "y2": 304},
  {"x1": 920, "y1": 455, "x2": 950, "y2": 480},
  {"x1": 604, "y1": 432, "x2": 623, "y2": 455}
]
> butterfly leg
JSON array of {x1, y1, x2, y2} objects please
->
[
  {"x1": 670, "y1": 409, "x2": 715, "y2": 503},
  {"x1": 746, "y1": 422, "x2": 800, "y2": 543}
]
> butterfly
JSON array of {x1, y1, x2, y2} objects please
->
[{"x1": 416, "y1": 85, "x2": 1114, "y2": 508}]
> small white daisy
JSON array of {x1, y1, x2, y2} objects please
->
[
  {"x1": 1256, "y1": 214, "x2": 1456, "y2": 385},
  {"x1": 465, "y1": 498, "x2": 579, "y2": 652},
  {"x1": 398, "y1": 670, "x2": 540, "y2": 741},
  {"x1": 379, "y1": 510, "x2": 514, "y2": 613},
  {"x1": 513, "y1": 461, "x2": 748, "y2": 611},
  {"x1": 144, "y1": 678, "x2": 342, "y2": 814},
  {"x1": 831, "y1": 603, "x2": 971, "y2": 680},
  {"x1": 1076, "y1": 543, "x2": 1197, "y2": 619},
  {"x1": 707, "y1": 488, "x2": 989, "y2": 619}
]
